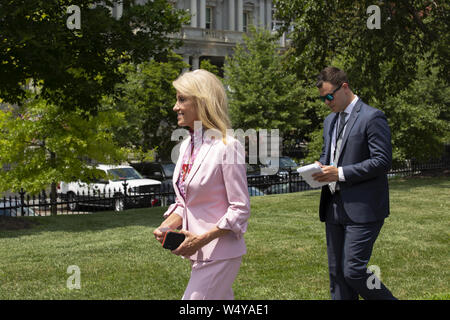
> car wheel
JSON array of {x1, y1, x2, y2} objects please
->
[{"x1": 67, "y1": 192, "x2": 78, "y2": 211}]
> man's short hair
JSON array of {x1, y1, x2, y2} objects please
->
[{"x1": 316, "y1": 67, "x2": 349, "y2": 88}]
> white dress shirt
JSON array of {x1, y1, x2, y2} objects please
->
[{"x1": 330, "y1": 95, "x2": 359, "y2": 181}]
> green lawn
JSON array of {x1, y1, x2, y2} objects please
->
[{"x1": 0, "y1": 176, "x2": 448, "y2": 300}]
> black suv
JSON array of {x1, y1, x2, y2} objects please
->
[
  {"x1": 131, "y1": 162, "x2": 175, "y2": 181},
  {"x1": 130, "y1": 162, "x2": 176, "y2": 204}
]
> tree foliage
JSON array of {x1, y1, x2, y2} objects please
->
[
  {"x1": 382, "y1": 63, "x2": 450, "y2": 162},
  {"x1": 274, "y1": 0, "x2": 449, "y2": 103},
  {"x1": 0, "y1": 0, "x2": 188, "y2": 203},
  {"x1": 0, "y1": 0, "x2": 188, "y2": 114},
  {"x1": 0, "y1": 97, "x2": 126, "y2": 195},
  {"x1": 224, "y1": 27, "x2": 310, "y2": 140},
  {"x1": 301, "y1": 61, "x2": 450, "y2": 164},
  {"x1": 200, "y1": 59, "x2": 220, "y2": 77},
  {"x1": 274, "y1": 0, "x2": 449, "y2": 162},
  {"x1": 112, "y1": 52, "x2": 188, "y2": 161}
]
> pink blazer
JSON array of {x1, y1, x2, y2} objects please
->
[{"x1": 163, "y1": 133, "x2": 250, "y2": 261}]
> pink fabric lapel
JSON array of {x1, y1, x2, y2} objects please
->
[
  {"x1": 172, "y1": 136, "x2": 191, "y2": 204},
  {"x1": 183, "y1": 138, "x2": 215, "y2": 193}
]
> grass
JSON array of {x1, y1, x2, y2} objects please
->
[{"x1": 0, "y1": 176, "x2": 448, "y2": 300}]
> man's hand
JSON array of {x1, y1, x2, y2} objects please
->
[{"x1": 312, "y1": 162, "x2": 339, "y2": 182}]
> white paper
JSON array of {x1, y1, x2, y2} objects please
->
[{"x1": 296, "y1": 163, "x2": 329, "y2": 188}]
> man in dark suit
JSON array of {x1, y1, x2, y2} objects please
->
[{"x1": 312, "y1": 67, "x2": 397, "y2": 300}]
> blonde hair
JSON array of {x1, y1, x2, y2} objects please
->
[{"x1": 173, "y1": 69, "x2": 231, "y2": 142}]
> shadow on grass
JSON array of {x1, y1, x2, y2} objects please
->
[
  {"x1": 388, "y1": 175, "x2": 449, "y2": 189},
  {"x1": 0, "y1": 206, "x2": 168, "y2": 239},
  {"x1": 1, "y1": 176, "x2": 447, "y2": 239}
]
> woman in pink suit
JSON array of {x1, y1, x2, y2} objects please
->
[{"x1": 153, "y1": 69, "x2": 250, "y2": 300}]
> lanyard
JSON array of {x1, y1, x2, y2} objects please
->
[{"x1": 332, "y1": 114, "x2": 348, "y2": 162}]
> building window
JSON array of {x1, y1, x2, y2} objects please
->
[
  {"x1": 243, "y1": 11, "x2": 253, "y2": 32},
  {"x1": 206, "y1": 7, "x2": 213, "y2": 29}
]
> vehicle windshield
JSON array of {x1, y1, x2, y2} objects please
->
[
  {"x1": 280, "y1": 157, "x2": 298, "y2": 167},
  {"x1": 107, "y1": 168, "x2": 143, "y2": 181},
  {"x1": 161, "y1": 163, "x2": 175, "y2": 177}
]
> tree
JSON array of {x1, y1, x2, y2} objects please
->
[
  {"x1": 300, "y1": 60, "x2": 450, "y2": 164},
  {"x1": 0, "y1": 97, "x2": 126, "y2": 214},
  {"x1": 200, "y1": 59, "x2": 221, "y2": 77},
  {"x1": 382, "y1": 62, "x2": 450, "y2": 162},
  {"x1": 274, "y1": 0, "x2": 449, "y2": 103},
  {"x1": 112, "y1": 52, "x2": 188, "y2": 160},
  {"x1": 274, "y1": 0, "x2": 449, "y2": 162},
  {"x1": 224, "y1": 26, "x2": 310, "y2": 159},
  {"x1": 0, "y1": 1, "x2": 188, "y2": 212},
  {"x1": 0, "y1": 0, "x2": 188, "y2": 115}
]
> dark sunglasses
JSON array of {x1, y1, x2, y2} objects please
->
[{"x1": 319, "y1": 83, "x2": 343, "y2": 102}]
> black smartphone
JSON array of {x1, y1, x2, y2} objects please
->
[{"x1": 162, "y1": 231, "x2": 185, "y2": 250}]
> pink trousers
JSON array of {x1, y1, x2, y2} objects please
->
[{"x1": 182, "y1": 256, "x2": 242, "y2": 300}]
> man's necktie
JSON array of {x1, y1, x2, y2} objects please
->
[{"x1": 329, "y1": 112, "x2": 347, "y2": 194}]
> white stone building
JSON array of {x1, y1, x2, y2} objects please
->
[
  {"x1": 168, "y1": 0, "x2": 280, "y2": 72},
  {"x1": 122, "y1": 1, "x2": 284, "y2": 73}
]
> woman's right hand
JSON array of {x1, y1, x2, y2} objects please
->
[
  {"x1": 153, "y1": 213, "x2": 183, "y2": 244},
  {"x1": 153, "y1": 227, "x2": 170, "y2": 244}
]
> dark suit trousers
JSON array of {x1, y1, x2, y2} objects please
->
[{"x1": 325, "y1": 192, "x2": 396, "y2": 300}]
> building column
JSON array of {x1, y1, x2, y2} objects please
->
[
  {"x1": 266, "y1": 0, "x2": 272, "y2": 31},
  {"x1": 259, "y1": 0, "x2": 265, "y2": 28},
  {"x1": 280, "y1": 31, "x2": 286, "y2": 47},
  {"x1": 183, "y1": 55, "x2": 190, "y2": 73},
  {"x1": 216, "y1": 3, "x2": 223, "y2": 30},
  {"x1": 190, "y1": 0, "x2": 197, "y2": 27},
  {"x1": 113, "y1": 1, "x2": 123, "y2": 20},
  {"x1": 237, "y1": 0, "x2": 243, "y2": 32},
  {"x1": 192, "y1": 56, "x2": 200, "y2": 70},
  {"x1": 199, "y1": 0, "x2": 206, "y2": 28},
  {"x1": 229, "y1": 0, "x2": 235, "y2": 31}
]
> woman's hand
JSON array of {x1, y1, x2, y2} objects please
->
[
  {"x1": 153, "y1": 213, "x2": 183, "y2": 244},
  {"x1": 171, "y1": 227, "x2": 231, "y2": 257},
  {"x1": 171, "y1": 230, "x2": 206, "y2": 257},
  {"x1": 153, "y1": 227, "x2": 170, "y2": 244}
]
